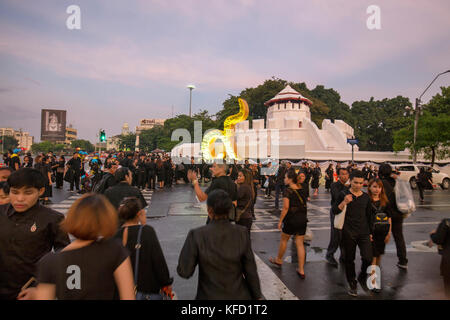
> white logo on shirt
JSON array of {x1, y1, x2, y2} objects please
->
[{"x1": 66, "y1": 265, "x2": 81, "y2": 290}]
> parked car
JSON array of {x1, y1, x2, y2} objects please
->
[{"x1": 395, "y1": 165, "x2": 450, "y2": 190}]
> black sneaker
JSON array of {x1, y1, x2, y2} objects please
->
[
  {"x1": 357, "y1": 273, "x2": 369, "y2": 291},
  {"x1": 348, "y1": 282, "x2": 357, "y2": 297},
  {"x1": 326, "y1": 256, "x2": 338, "y2": 267},
  {"x1": 396, "y1": 262, "x2": 408, "y2": 270}
]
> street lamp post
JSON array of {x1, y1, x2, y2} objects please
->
[
  {"x1": 412, "y1": 70, "x2": 450, "y2": 164},
  {"x1": 187, "y1": 84, "x2": 196, "y2": 117}
]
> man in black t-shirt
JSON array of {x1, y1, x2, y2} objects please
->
[
  {"x1": 66, "y1": 152, "x2": 82, "y2": 192},
  {"x1": 326, "y1": 167, "x2": 350, "y2": 266},
  {"x1": 187, "y1": 162, "x2": 237, "y2": 224},
  {"x1": 332, "y1": 170, "x2": 373, "y2": 297},
  {"x1": 0, "y1": 168, "x2": 70, "y2": 300}
]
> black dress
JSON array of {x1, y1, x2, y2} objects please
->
[
  {"x1": 35, "y1": 163, "x2": 52, "y2": 198},
  {"x1": 325, "y1": 168, "x2": 334, "y2": 190},
  {"x1": 311, "y1": 167, "x2": 321, "y2": 189},
  {"x1": 371, "y1": 200, "x2": 392, "y2": 257},
  {"x1": 282, "y1": 187, "x2": 307, "y2": 236}
]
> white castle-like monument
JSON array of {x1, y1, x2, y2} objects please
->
[
  {"x1": 233, "y1": 85, "x2": 357, "y2": 159},
  {"x1": 171, "y1": 85, "x2": 436, "y2": 163}
]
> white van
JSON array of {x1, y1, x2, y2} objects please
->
[{"x1": 395, "y1": 165, "x2": 449, "y2": 190}]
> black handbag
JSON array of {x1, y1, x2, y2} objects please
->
[
  {"x1": 131, "y1": 225, "x2": 173, "y2": 300},
  {"x1": 63, "y1": 169, "x2": 74, "y2": 183}
]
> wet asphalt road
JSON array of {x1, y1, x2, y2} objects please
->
[{"x1": 50, "y1": 181, "x2": 450, "y2": 300}]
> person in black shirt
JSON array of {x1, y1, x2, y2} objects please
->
[
  {"x1": 311, "y1": 162, "x2": 321, "y2": 197},
  {"x1": 430, "y1": 219, "x2": 450, "y2": 298},
  {"x1": 235, "y1": 169, "x2": 255, "y2": 233},
  {"x1": 146, "y1": 158, "x2": 156, "y2": 190},
  {"x1": 325, "y1": 164, "x2": 334, "y2": 191},
  {"x1": 35, "y1": 194, "x2": 135, "y2": 300},
  {"x1": 417, "y1": 167, "x2": 432, "y2": 203},
  {"x1": 0, "y1": 168, "x2": 70, "y2": 300},
  {"x1": 177, "y1": 189, "x2": 263, "y2": 300},
  {"x1": 34, "y1": 155, "x2": 53, "y2": 205},
  {"x1": 55, "y1": 156, "x2": 65, "y2": 189},
  {"x1": 104, "y1": 167, "x2": 147, "y2": 221},
  {"x1": 326, "y1": 167, "x2": 349, "y2": 266},
  {"x1": 274, "y1": 163, "x2": 287, "y2": 209},
  {"x1": 229, "y1": 160, "x2": 239, "y2": 181},
  {"x1": 10, "y1": 149, "x2": 21, "y2": 171},
  {"x1": 136, "y1": 154, "x2": 147, "y2": 190},
  {"x1": 66, "y1": 152, "x2": 82, "y2": 192},
  {"x1": 367, "y1": 178, "x2": 392, "y2": 293},
  {"x1": 115, "y1": 197, "x2": 173, "y2": 299},
  {"x1": 332, "y1": 170, "x2": 373, "y2": 297},
  {"x1": 187, "y1": 162, "x2": 237, "y2": 224},
  {"x1": 22, "y1": 155, "x2": 33, "y2": 168},
  {"x1": 270, "y1": 170, "x2": 308, "y2": 278},
  {"x1": 297, "y1": 172, "x2": 310, "y2": 200},
  {"x1": 379, "y1": 163, "x2": 408, "y2": 270}
]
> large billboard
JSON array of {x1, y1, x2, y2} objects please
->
[{"x1": 41, "y1": 109, "x2": 67, "y2": 142}]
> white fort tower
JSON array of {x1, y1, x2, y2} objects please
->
[
  {"x1": 171, "y1": 84, "x2": 429, "y2": 163},
  {"x1": 233, "y1": 85, "x2": 357, "y2": 159}
]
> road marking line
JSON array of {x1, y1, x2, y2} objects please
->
[{"x1": 253, "y1": 253, "x2": 298, "y2": 300}]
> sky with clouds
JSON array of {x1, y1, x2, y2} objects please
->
[{"x1": 0, "y1": 0, "x2": 449, "y2": 142}]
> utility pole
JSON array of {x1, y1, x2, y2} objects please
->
[{"x1": 413, "y1": 70, "x2": 450, "y2": 164}]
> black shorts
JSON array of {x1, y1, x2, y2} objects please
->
[{"x1": 282, "y1": 213, "x2": 307, "y2": 236}]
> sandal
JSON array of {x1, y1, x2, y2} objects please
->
[
  {"x1": 269, "y1": 257, "x2": 282, "y2": 267},
  {"x1": 296, "y1": 270, "x2": 306, "y2": 279}
]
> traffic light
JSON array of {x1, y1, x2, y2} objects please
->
[{"x1": 100, "y1": 130, "x2": 106, "y2": 142}]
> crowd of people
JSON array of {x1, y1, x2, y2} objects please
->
[{"x1": 0, "y1": 148, "x2": 448, "y2": 300}]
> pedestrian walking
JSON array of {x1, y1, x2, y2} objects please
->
[
  {"x1": 325, "y1": 164, "x2": 334, "y2": 192},
  {"x1": 270, "y1": 170, "x2": 308, "y2": 279},
  {"x1": 235, "y1": 169, "x2": 255, "y2": 233},
  {"x1": 379, "y1": 163, "x2": 408, "y2": 270},
  {"x1": 332, "y1": 170, "x2": 373, "y2": 297},
  {"x1": 177, "y1": 189, "x2": 263, "y2": 300},
  {"x1": 55, "y1": 156, "x2": 65, "y2": 189},
  {"x1": 430, "y1": 218, "x2": 450, "y2": 298},
  {"x1": 115, "y1": 197, "x2": 173, "y2": 300},
  {"x1": 311, "y1": 162, "x2": 321, "y2": 197},
  {"x1": 367, "y1": 178, "x2": 392, "y2": 293},
  {"x1": 35, "y1": 194, "x2": 135, "y2": 300}
]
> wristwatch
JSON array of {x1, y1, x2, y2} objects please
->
[{"x1": 192, "y1": 179, "x2": 198, "y2": 186}]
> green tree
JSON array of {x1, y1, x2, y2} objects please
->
[
  {"x1": 350, "y1": 96, "x2": 412, "y2": 151},
  {"x1": 71, "y1": 139, "x2": 95, "y2": 152},
  {"x1": 394, "y1": 86, "x2": 450, "y2": 165},
  {"x1": 118, "y1": 133, "x2": 136, "y2": 151},
  {"x1": 216, "y1": 78, "x2": 345, "y2": 130},
  {"x1": 31, "y1": 141, "x2": 66, "y2": 154},
  {"x1": 137, "y1": 110, "x2": 219, "y2": 152},
  {"x1": 1, "y1": 136, "x2": 19, "y2": 152}
]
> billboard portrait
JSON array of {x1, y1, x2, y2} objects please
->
[{"x1": 41, "y1": 109, "x2": 67, "y2": 141}]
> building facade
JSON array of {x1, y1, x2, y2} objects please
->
[
  {"x1": 135, "y1": 118, "x2": 165, "y2": 135},
  {"x1": 0, "y1": 127, "x2": 34, "y2": 151},
  {"x1": 171, "y1": 85, "x2": 443, "y2": 164}
]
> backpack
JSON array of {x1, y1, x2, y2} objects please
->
[
  {"x1": 372, "y1": 203, "x2": 390, "y2": 235},
  {"x1": 93, "y1": 172, "x2": 112, "y2": 194},
  {"x1": 394, "y1": 179, "x2": 416, "y2": 218}
]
